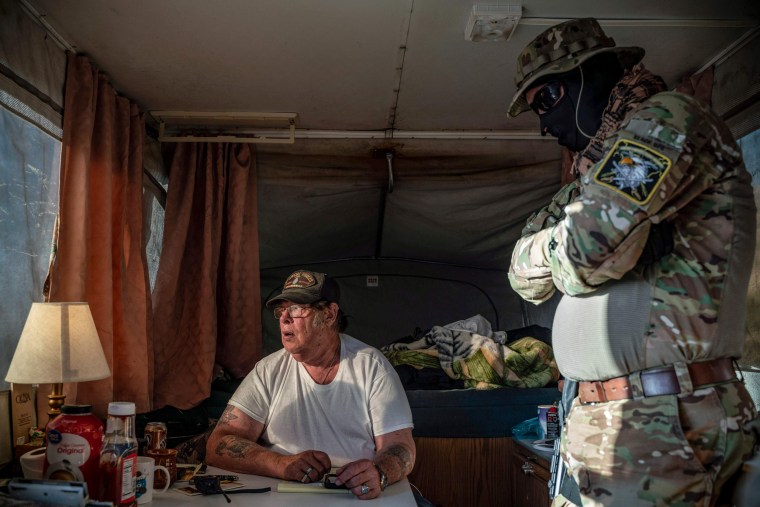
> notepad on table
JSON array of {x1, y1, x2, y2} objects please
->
[
  {"x1": 277, "y1": 481, "x2": 352, "y2": 494},
  {"x1": 277, "y1": 467, "x2": 353, "y2": 494}
]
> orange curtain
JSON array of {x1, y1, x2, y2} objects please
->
[
  {"x1": 152, "y1": 142, "x2": 261, "y2": 410},
  {"x1": 46, "y1": 53, "x2": 151, "y2": 419}
]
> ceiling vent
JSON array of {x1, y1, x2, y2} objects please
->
[
  {"x1": 151, "y1": 111, "x2": 298, "y2": 144},
  {"x1": 464, "y1": 4, "x2": 522, "y2": 42}
]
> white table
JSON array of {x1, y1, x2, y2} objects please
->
[{"x1": 151, "y1": 467, "x2": 417, "y2": 506}]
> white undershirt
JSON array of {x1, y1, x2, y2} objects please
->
[{"x1": 229, "y1": 334, "x2": 414, "y2": 466}]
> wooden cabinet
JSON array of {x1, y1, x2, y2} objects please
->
[
  {"x1": 509, "y1": 439, "x2": 551, "y2": 507},
  {"x1": 409, "y1": 436, "x2": 511, "y2": 507},
  {"x1": 408, "y1": 436, "x2": 554, "y2": 507}
]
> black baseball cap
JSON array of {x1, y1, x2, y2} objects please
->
[{"x1": 265, "y1": 270, "x2": 340, "y2": 308}]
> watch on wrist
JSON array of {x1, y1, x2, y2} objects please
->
[{"x1": 374, "y1": 463, "x2": 388, "y2": 491}]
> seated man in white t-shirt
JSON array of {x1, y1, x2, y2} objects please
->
[{"x1": 206, "y1": 270, "x2": 416, "y2": 500}]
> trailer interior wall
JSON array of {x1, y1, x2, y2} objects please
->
[{"x1": 0, "y1": 1, "x2": 64, "y2": 131}]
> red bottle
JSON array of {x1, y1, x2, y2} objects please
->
[{"x1": 44, "y1": 404, "x2": 104, "y2": 497}]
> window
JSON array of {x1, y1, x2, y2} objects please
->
[
  {"x1": 0, "y1": 103, "x2": 61, "y2": 391},
  {"x1": 143, "y1": 137, "x2": 168, "y2": 291}
]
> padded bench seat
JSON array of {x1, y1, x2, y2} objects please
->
[{"x1": 406, "y1": 386, "x2": 561, "y2": 438}]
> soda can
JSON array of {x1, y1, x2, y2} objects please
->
[
  {"x1": 144, "y1": 422, "x2": 167, "y2": 451},
  {"x1": 545, "y1": 405, "x2": 560, "y2": 439}
]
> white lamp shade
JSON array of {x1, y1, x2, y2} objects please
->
[{"x1": 5, "y1": 302, "x2": 111, "y2": 384}]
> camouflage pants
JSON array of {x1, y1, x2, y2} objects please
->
[{"x1": 554, "y1": 381, "x2": 758, "y2": 507}]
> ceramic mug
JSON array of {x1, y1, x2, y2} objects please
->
[
  {"x1": 145, "y1": 448, "x2": 178, "y2": 489},
  {"x1": 136, "y1": 456, "x2": 170, "y2": 503}
]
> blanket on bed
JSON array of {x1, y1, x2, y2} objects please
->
[{"x1": 382, "y1": 326, "x2": 559, "y2": 389}]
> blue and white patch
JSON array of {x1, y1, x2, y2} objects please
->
[{"x1": 594, "y1": 139, "x2": 671, "y2": 205}]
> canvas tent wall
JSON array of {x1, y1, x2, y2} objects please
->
[{"x1": 254, "y1": 139, "x2": 562, "y2": 352}]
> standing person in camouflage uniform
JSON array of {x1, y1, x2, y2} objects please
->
[{"x1": 507, "y1": 18, "x2": 758, "y2": 506}]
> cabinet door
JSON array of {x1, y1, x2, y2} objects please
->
[
  {"x1": 409, "y1": 437, "x2": 511, "y2": 507},
  {"x1": 510, "y1": 447, "x2": 551, "y2": 507}
]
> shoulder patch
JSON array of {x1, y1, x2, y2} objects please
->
[{"x1": 593, "y1": 139, "x2": 671, "y2": 205}]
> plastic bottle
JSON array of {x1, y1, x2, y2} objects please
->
[
  {"x1": 98, "y1": 401, "x2": 138, "y2": 506},
  {"x1": 44, "y1": 404, "x2": 104, "y2": 496}
]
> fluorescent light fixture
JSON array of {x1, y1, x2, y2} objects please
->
[
  {"x1": 151, "y1": 111, "x2": 299, "y2": 144},
  {"x1": 465, "y1": 4, "x2": 522, "y2": 42}
]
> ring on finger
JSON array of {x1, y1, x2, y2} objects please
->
[{"x1": 360, "y1": 483, "x2": 369, "y2": 495}]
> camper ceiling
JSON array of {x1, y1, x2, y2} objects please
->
[{"x1": 21, "y1": 0, "x2": 760, "y2": 153}]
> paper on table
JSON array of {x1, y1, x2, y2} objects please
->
[{"x1": 277, "y1": 482, "x2": 352, "y2": 494}]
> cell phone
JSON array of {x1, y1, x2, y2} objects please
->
[{"x1": 323, "y1": 473, "x2": 348, "y2": 489}]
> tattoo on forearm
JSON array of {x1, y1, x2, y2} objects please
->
[
  {"x1": 219, "y1": 406, "x2": 238, "y2": 425},
  {"x1": 382, "y1": 444, "x2": 412, "y2": 475},
  {"x1": 215, "y1": 436, "x2": 253, "y2": 458}
]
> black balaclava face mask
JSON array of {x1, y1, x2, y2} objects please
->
[{"x1": 538, "y1": 54, "x2": 623, "y2": 152}]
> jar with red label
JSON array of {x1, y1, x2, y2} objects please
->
[{"x1": 45, "y1": 404, "x2": 104, "y2": 497}]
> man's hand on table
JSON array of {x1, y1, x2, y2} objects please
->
[
  {"x1": 335, "y1": 459, "x2": 381, "y2": 500},
  {"x1": 280, "y1": 449, "x2": 331, "y2": 483}
]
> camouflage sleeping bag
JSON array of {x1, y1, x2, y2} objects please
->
[{"x1": 381, "y1": 326, "x2": 560, "y2": 389}]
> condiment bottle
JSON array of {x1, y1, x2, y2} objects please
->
[{"x1": 98, "y1": 401, "x2": 138, "y2": 506}]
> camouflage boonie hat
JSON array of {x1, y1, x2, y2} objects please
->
[{"x1": 508, "y1": 18, "x2": 644, "y2": 117}]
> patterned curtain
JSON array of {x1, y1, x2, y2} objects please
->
[
  {"x1": 152, "y1": 142, "x2": 262, "y2": 410},
  {"x1": 45, "y1": 53, "x2": 150, "y2": 419}
]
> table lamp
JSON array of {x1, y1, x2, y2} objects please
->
[{"x1": 4, "y1": 302, "x2": 111, "y2": 420}]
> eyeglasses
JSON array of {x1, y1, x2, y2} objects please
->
[
  {"x1": 193, "y1": 475, "x2": 232, "y2": 502},
  {"x1": 192, "y1": 475, "x2": 271, "y2": 501},
  {"x1": 273, "y1": 304, "x2": 313, "y2": 319},
  {"x1": 529, "y1": 81, "x2": 565, "y2": 114}
]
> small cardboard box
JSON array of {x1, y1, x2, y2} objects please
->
[{"x1": 10, "y1": 383, "x2": 36, "y2": 446}]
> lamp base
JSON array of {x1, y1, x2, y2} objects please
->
[{"x1": 48, "y1": 383, "x2": 65, "y2": 421}]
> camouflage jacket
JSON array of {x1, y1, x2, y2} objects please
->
[
  {"x1": 509, "y1": 91, "x2": 756, "y2": 371},
  {"x1": 520, "y1": 179, "x2": 581, "y2": 237}
]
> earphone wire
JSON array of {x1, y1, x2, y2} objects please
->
[{"x1": 575, "y1": 66, "x2": 594, "y2": 139}]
